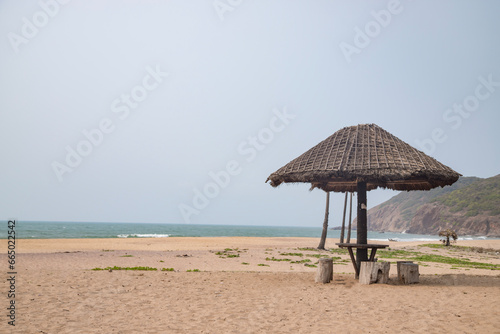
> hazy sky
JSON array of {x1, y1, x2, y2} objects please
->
[{"x1": 1, "y1": 0, "x2": 499, "y2": 227}]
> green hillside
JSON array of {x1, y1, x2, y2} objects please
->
[
  {"x1": 365, "y1": 174, "x2": 500, "y2": 236},
  {"x1": 431, "y1": 174, "x2": 500, "y2": 217},
  {"x1": 377, "y1": 176, "x2": 481, "y2": 223}
]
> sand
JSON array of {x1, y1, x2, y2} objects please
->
[{"x1": 1, "y1": 237, "x2": 499, "y2": 333}]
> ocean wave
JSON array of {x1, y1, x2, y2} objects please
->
[
  {"x1": 370, "y1": 238, "x2": 440, "y2": 242},
  {"x1": 117, "y1": 234, "x2": 170, "y2": 238}
]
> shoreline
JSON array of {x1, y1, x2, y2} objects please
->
[
  {"x1": 3, "y1": 237, "x2": 499, "y2": 333},
  {"x1": 4, "y1": 236, "x2": 500, "y2": 253}
]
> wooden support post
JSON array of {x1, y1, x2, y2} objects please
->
[
  {"x1": 356, "y1": 181, "x2": 368, "y2": 269},
  {"x1": 359, "y1": 261, "x2": 390, "y2": 285},
  {"x1": 315, "y1": 258, "x2": 333, "y2": 283},
  {"x1": 347, "y1": 192, "x2": 352, "y2": 243},
  {"x1": 398, "y1": 263, "x2": 419, "y2": 284},
  {"x1": 317, "y1": 192, "x2": 330, "y2": 250},
  {"x1": 340, "y1": 192, "x2": 348, "y2": 243}
]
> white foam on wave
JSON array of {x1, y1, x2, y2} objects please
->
[
  {"x1": 370, "y1": 238, "x2": 440, "y2": 242},
  {"x1": 117, "y1": 234, "x2": 170, "y2": 238}
]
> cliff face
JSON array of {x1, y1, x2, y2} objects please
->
[
  {"x1": 406, "y1": 204, "x2": 500, "y2": 236},
  {"x1": 354, "y1": 175, "x2": 500, "y2": 237}
]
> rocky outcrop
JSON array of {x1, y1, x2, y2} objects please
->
[
  {"x1": 352, "y1": 175, "x2": 500, "y2": 237},
  {"x1": 406, "y1": 204, "x2": 500, "y2": 237}
]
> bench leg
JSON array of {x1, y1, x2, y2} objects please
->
[
  {"x1": 369, "y1": 248, "x2": 378, "y2": 261},
  {"x1": 346, "y1": 247, "x2": 359, "y2": 278}
]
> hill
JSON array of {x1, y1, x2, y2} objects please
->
[{"x1": 355, "y1": 175, "x2": 500, "y2": 237}]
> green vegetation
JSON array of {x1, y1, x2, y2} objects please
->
[
  {"x1": 420, "y1": 243, "x2": 448, "y2": 249},
  {"x1": 306, "y1": 254, "x2": 331, "y2": 259},
  {"x1": 290, "y1": 259, "x2": 312, "y2": 264},
  {"x1": 376, "y1": 248, "x2": 499, "y2": 270},
  {"x1": 377, "y1": 177, "x2": 480, "y2": 220},
  {"x1": 214, "y1": 248, "x2": 244, "y2": 259},
  {"x1": 241, "y1": 262, "x2": 250, "y2": 265},
  {"x1": 329, "y1": 248, "x2": 349, "y2": 255},
  {"x1": 161, "y1": 268, "x2": 175, "y2": 271},
  {"x1": 279, "y1": 252, "x2": 303, "y2": 257},
  {"x1": 412, "y1": 254, "x2": 499, "y2": 270},
  {"x1": 439, "y1": 229, "x2": 458, "y2": 246},
  {"x1": 120, "y1": 255, "x2": 134, "y2": 257},
  {"x1": 304, "y1": 263, "x2": 317, "y2": 268},
  {"x1": 266, "y1": 257, "x2": 291, "y2": 262},
  {"x1": 374, "y1": 249, "x2": 419, "y2": 259},
  {"x1": 92, "y1": 266, "x2": 157, "y2": 271},
  {"x1": 257, "y1": 264, "x2": 269, "y2": 267},
  {"x1": 186, "y1": 269, "x2": 200, "y2": 272},
  {"x1": 420, "y1": 243, "x2": 499, "y2": 254},
  {"x1": 370, "y1": 176, "x2": 496, "y2": 229},
  {"x1": 431, "y1": 175, "x2": 500, "y2": 216}
]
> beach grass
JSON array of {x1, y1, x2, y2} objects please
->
[
  {"x1": 376, "y1": 248, "x2": 500, "y2": 270},
  {"x1": 92, "y1": 266, "x2": 157, "y2": 271}
]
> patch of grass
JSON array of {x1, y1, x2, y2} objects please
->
[
  {"x1": 241, "y1": 262, "x2": 250, "y2": 265},
  {"x1": 266, "y1": 257, "x2": 291, "y2": 262},
  {"x1": 420, "y1": 243, "x2": 499, "y2": 255},
  {"x1": 297, "y1": 247, "x2": 317, "y2": 251},
  {"x1": 329, "y1": 248, "x2": 349, "y2": 255},
  {"x1": 412, "y1": 254, "x2": 499, "y2": 270},
  {"x1": 306, "y1": 254, "x2": 330, "y2": 259},
  {"x1": 92, "y1": 266, "x2": 157, "y2": 271},
  {"x1": 186, "y1": 269, "x2": 200, "y2": 272},
  {"x1": 377, "y1": 249, "x2": 418, "y2": 259},
  {"x1": 304, "y1": 263, "x2": 317, "y2": 268},
  {"x1": 101, "y1": 249, "x2": 114, "y2": 252},
  {"x1": 258, "y1": 264, "x2": 269, "y2": 267},
  {"x1": 120, "y1": 255, "x2": 134, "y2": 257},
  {"x1": 280, "y1": 252, "x2": 303, "y2": 257},
  {"x1": 161, "y1": 268, "x2": 175, "y2": 271},
  {"x1": 290, "y1": 259, "x2": 312, "y2": 264},
  {"x1": 420, "y1": 243, "x2": 445, "y2": 249},
  {"x1": 215, "y1": 248, "x2": 244, "y2": 259}
]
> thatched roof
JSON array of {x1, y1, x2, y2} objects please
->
[{"x1": 266, "y1": 124, "x2": 461, "y2": 192}]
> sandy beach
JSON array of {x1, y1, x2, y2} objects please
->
[{"x1": 2, "y1": 237, "x2": 499, "y2": 333}]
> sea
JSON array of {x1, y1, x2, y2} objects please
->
[{"x1": 0, "y1": 221, "x2": 494, "y2": 242}]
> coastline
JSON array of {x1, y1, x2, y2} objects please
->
[
  {"x1": 2, "y1": 237, "x2": 499, "y2": 333},
  {"x1": 6, "y1": 236, "x2": 500, "y2": 253}
]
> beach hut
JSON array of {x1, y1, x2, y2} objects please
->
[{"x1": 266, "y1": 123, "x2": 461, "y2": 277}]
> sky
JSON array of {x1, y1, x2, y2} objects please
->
[{"x1": 1, "y1": 0, "x2": 499, "y2": 228}]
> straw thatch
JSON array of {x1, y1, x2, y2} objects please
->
[{"x1": 266, "y1": 124, "x2": 461, "y2": 192}]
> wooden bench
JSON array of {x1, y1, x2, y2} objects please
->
[{"x1": 335, "y1": 243, "x2": 389, "y2": 278}]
